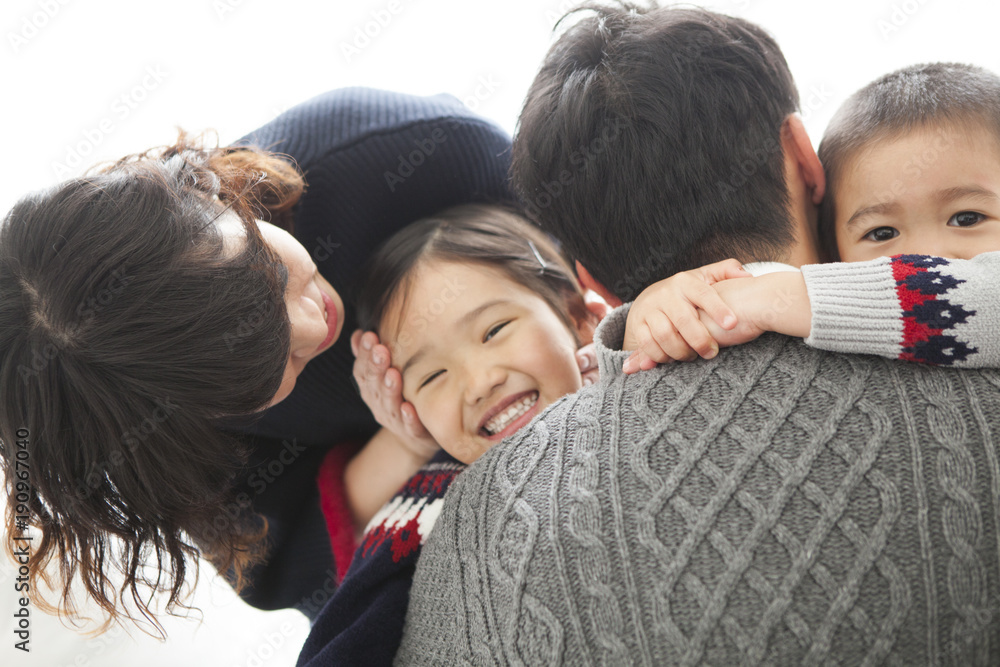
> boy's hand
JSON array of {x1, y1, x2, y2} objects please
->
[
  {"x1": 622, "y1": 269, "x2": 811, "y2": 374},
  {"x1": 622, "y1": 259, "x2": 749, "y2": 372},
  {"x1": 351, "y1": 329, "x2": 439, "y2": 459}
]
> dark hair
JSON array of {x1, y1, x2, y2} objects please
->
[
  {"x1": 0, "y1": 131, "x2": 304, "y2": 634},
  {"x1": 356, "y1": 203, "x2": 593, "y2": 351},
  {"x1": 511, "y1": 1, "x2": 800, "y2": 301},
  {"x1": 817, "y1": 62, "x2": 1000, "y2": 260}
]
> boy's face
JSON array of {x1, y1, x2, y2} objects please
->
[{"x1": 833, "y1": 123, "x2": 1000, "y2": 262}]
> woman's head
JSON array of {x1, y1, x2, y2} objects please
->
[
  {"x1": 0, "y1": 132, "x2": 330, "y2": 632},
  {"x1": 356, "y1": 204, "x2": 598, "y2": 463}
]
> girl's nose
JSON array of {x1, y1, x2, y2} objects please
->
[{"x1": 463, "y1": 363, "x2": 506, "y2": 405}]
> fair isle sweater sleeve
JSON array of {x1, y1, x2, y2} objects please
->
[{"x1": 801, "y1": 251, "x2": 1000, "y2": 367}]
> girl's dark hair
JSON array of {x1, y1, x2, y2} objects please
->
[
  {"x1": 817, "y1": 62, "x2": 1000, "y2": 260},
  {"x1": 356, "y1": 204, "x2": 594, "y2": 350},
  {"x1": 0, "y1": 130, "x2": 304, "y2": 635}
]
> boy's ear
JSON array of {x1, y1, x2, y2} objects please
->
[
  {"x1": 783, "y1": 113, "x2": 826, "y2": 205},
  {"x1": 575, "y1": 261, "x2": 622, "y2": 308}
]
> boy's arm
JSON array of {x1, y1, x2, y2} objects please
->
[
  {"x1": 801, "y1": 252, "x2": 1000, "y2": 367},
  {"x1": 624, "y1": 252, "x2": 1000, "y2": 373}
]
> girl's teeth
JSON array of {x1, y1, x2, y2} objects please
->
[{"x1": 485, "y1": 393, "x2": 538, "y2": 435}]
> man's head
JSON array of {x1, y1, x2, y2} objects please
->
[
  {"x1": 511, "y1": 2, "x2": 822, "y2": 302},
  {"x1": 818, "y1": 62, "x2": 1000, "y2": 262}
]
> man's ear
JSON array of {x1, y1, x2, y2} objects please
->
[
  {"x1": 783, "y1": 113, "x2": 825, "y2": 205},
  {"x1": 575, "y1": 261, "x2": 622, "y2": 308}
]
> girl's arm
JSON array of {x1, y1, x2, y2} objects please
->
[
  {"x1": 623, "y1": 252, "x2": 1000, "y2": 372},
  {"x1": 346, "y1": 331, "x2": 441, "y2": 537},
  {"x1": 344, "y1": 427, "x2": 436, "y2": 539}
]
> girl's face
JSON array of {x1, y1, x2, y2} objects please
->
[
  {"x1": 219, "y1": 214, "x2": 345, "y2": 407},
  {"x1": 833, "y1": 123, "x2": 1000, "y2": 262},
  {"x1": 383, "y1": 260, "x2": 588, "y2": 464}
]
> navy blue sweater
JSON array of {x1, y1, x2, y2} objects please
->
[{"x1": 220, "y1": 88, "x2": 513, "y2": 616}]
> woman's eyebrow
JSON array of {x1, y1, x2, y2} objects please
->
[{"x1": 276, "y1": 263, "x2": 289, "y2": 292}]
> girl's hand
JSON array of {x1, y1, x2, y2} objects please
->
[
  {"x1": 576, "y1": 343, "x2": 599, "y2": 386},
  {"x1": 351, "y1": 329, "x2": 439, "y2": 459},
  {"x1": 622, "y1": 259, "x2": 749, "y2": 372}
]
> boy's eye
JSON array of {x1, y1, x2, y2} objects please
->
[
  {"x1": 948, "y1": 211, "x2": 985, "y2": 227},
  {"x1": 862, "y1": 226, "x2": 899, "y2": 243},
  {"x1": 419, "y1": 370, "x2": 444, "y2": 389},
  {"x1": 484, "y1": 321, "x2": 510, "y2": 342}
]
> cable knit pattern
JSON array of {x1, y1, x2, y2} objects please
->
[{"x1": 398, "y1": 305, "x2": 1000, "y2": 665}]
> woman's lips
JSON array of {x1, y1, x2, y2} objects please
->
[{"x1": 316, "y1": 292, "x2": 338, "y2": 352}]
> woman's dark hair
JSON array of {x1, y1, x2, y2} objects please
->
[
  {"x1": 511, "y1": 1, "x2": 800, "y2": 301},
  {"x1": 356, "y1": 204, "x2": 594, "y2": 351},
  {"x1": 0, "y1": 131, "x2": 304, "y2": 634},
  {"x1": 817, "y1": 62, "x2": 1000, "y2": 260}
]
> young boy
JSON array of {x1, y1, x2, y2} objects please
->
[{"x1": 624, "y1": 62, "x2": 1000, "y2": 371}]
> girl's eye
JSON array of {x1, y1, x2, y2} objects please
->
[
  {"x1": 862, "y1": 226, "x2": 899, "y2": 243},
  {"x1": 419, "y1": 370, "x2": 444, "y2": 389},
  {"x1": 948, "y1": 211, "x2": 985, "y2": 227},
  {"x1": 484, "y1": 321, "x2": 510, "y2": 342}
]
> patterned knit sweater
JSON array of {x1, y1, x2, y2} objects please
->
[
  {"x1": 396, "y1": 303, "x2": 1000, "y2": 665},
  {"x1": 803, "y1": 252, "x2": 1000, "y2": 366}
]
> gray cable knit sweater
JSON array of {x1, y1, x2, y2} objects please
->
[{"x1": 397, "y1": 304, "x2": 1000, "y2": 665}]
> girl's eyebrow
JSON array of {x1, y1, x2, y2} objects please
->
[
  {"x1": 457, "y1": 299, "x2": 507, "y2": 327},
  {"x1": 399, "y1": 300, "x2": 510, "y2": 378}
]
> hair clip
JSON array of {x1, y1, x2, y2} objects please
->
[{"x1": 527, "y1": 239, "x2": 548, "y2": 274}]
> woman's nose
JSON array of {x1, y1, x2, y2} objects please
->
[{"x1": 290, "y1": 294, "x2": 328, "y2": 358}]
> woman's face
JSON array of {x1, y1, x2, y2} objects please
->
[{"x1": 218, "y1": 214, "x2": 345, "y2": 407}]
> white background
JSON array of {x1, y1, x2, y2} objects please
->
[{"x1": 1, "y1": 0, "x2": 998, "y2": 664}]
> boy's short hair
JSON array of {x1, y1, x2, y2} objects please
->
[
  {"x1": 511, "y1": 1, "x2": 800, "y2": 301},
  {"x1": 818, "y1": 62, "x2": 1000, "y2": 260}
]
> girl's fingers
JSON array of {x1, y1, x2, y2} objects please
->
[
  {"x1": 351, "y1": 329, "x2": 363, "y2": 356},
  {"x1": 575, "y1": 344, "x2": 597, "y2": 374},
  {"x1": 401, "y1": 403, "x2": 431, "y2": 439}
]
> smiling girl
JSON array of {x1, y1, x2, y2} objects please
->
[
  {"x1": 342, "y1": 204, "x2": 605, "y2": 524},
  {"x1": 294, "y1": 204, "x2": 607, "y2": 664}
]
